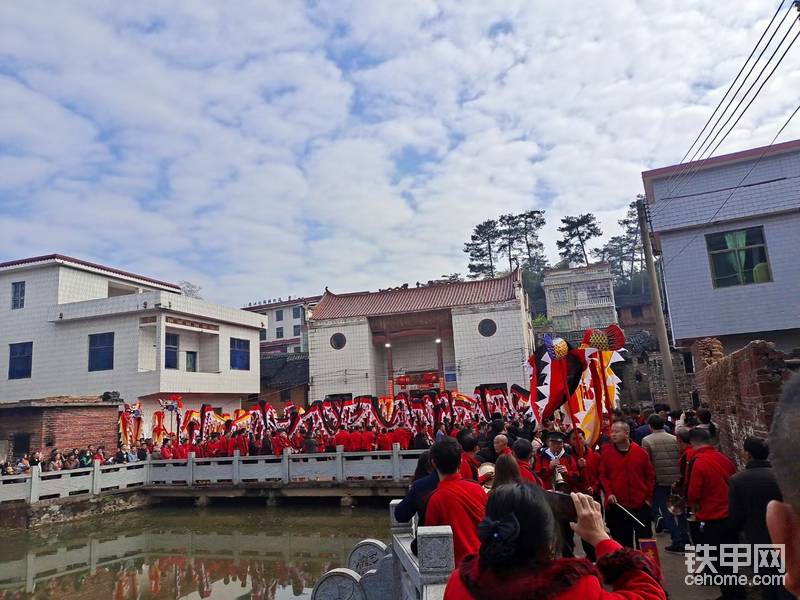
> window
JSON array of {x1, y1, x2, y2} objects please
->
[
  {"x1": 706, "y1": 226, "x2": 771, "y2": 288},
  {"x1": 8, "y1": 342, "x2": 32, "y2": 379},
  {"x1": 11, "y1": 281, "x2": 25, "y2": 309},
  {"x1": 259, "y1": 328, "x2": 267, "y2": 341},
  {"x1": 682, "y1": 352, "x2": 695, "y2": 374},
  {"x1": 280, "y1": 389, "x2": 291, "y2": 402},
  {"x1": 165, "y1": 333, "x2": 179, "y2": 369},
  {"x1": 330, "y1": 333, "x2": 347, "y2": 349},
  {"x1": 230, "y1": 338, "x2": 250, "y2": 370},
  {"x1": 293, "y1": 346, "x2": 302, "y2": 353},
  {"x1": 88, "y1": 333, "x2": 114, "y2": 371},
  {"x1": 12, "y1": 433, "x2": 30, "y2": 456},
  {"x1": 550, "y1": 287, "x2": 568, "y2": 303},
  {"x1": 630, "y1": 305, "x2": 643, "y2": 318},
  {"x1": 293, "y1": 324, "x2": 301, "y2": 337},
  {"x1": 275, "y1": 309, "x2": 283, "y2": 321},
  {"x1": 186, "y1": 351, "x2": 197, "y2": 372},
  {"x1": 276, "y1": 327, "x2": 284, "y2": 339},
  {"x1": 478, "y1": 319, "x2": 497, "y2": 337},
  {"x1": 292, "y1": 306, "x2": 302, "y2": 319}
]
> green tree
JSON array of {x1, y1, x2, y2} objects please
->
[
  {"x1": 556, "y1": 213, "x2": 602, "y2": 266},
  {"x1": 178, "y1": 281, "x2": 203, "y2": 299},
  {"x1": 497, "y1": 213, "x2": 524, "y2": 272},
  {"x1": 463, "y1": 219, "x2": 500, "y2": 279},
  {"x1": 592, "y1": 235, "x2": 628, "y2": 283},
  {"x1": 518, "y1": 210, "x2": 548, "y2": 274},
  {"x1": 440, "y1": 273, "x2": 464, "y2": 282}
]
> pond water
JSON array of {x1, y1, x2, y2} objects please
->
[{"x1": 0, "y1": 500, "x2": 390, "y2": 599}]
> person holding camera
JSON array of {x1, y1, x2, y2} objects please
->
[{"x1": 443, "y1": 483, "x2": 666, "y2": 600}]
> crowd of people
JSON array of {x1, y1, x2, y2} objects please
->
[{"x1": 395, "y1": 376, "x2": 800, "y2": 600}]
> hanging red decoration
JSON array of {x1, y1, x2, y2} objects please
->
[{"x1": 396, "y1": 375, "x2": 411, "y2": 386}]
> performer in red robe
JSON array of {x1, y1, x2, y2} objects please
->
[
  {"x1": 424, "y1": 439, "x2": 487, "y2": 563},
  {"x1": 333, "y1": 426, "x2": 350, "y2": 451},
  {"x1": 534, "y1": 432, "x2": 581, "y2": 491},
  {"x1": 376, "y1": 429, "x2": 394, "y2": 451},
  {"x1": 272, "y1": 431, "x2": 291, "y2": 457},
  {"x1": 234, "y1": 431, "x2": 249, "y2": 457},
  {"x1": 393, "y1": 426, "x2": 413, "y2": 450},
  {"x1": 291, "y1": 429, "x2": 305, "y2": 452}
]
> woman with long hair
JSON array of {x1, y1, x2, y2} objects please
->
[
  {"x1": 444, "y1": 483, "x2": 665, "y2": 600},
  {"x1": 491, "y1": 454, "x2": 521, "y2": 490}
]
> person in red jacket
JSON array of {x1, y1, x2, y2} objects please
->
[
  {"x1": 685, "y1": 427, "x2": 741, "y2": 600},
  {"x1": 234, "y1": 430, "x2": 249, "y2": 457},
  {"x1": 376, "y1": 428, "x2": 394, "y2": 451},
  {"x1": 290, "y1": 429, "x2": 305, "y2": 452},
  {"x1": 535, "y1": 432, "x2": 581, "y2": 492},
  {"x1": 425, "y1": 438, "x2": 488, "y2": 564},
  {"x1": 443, "y1": 484, "x2": 666, "y2": 600},
  {"x1": 174, "y1": 438, "x2": 189, "y2": 460},
  {"x1": 160, "y1": 438, "x2": 174, "y2": 460},
  {"x1": 599, "y1": 421, "x2": 655, "y2": 548},
  {"x1": 272, "y1": 430, "x2": 291, "y2": 457},
  {"x1": 394, "y1": 425, "x2": 413, "y2": 450},
  {"x1": 459, "y1": 435, "x2": 481, "y2": 482},
  {"x1": 333, "y1": 425, "x2": 350, "y2": 451},
  {"x1": 512, "y1": 438, "x2": 541, "y2": 486}
]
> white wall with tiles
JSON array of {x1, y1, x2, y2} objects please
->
[{"x1": 308, "y1": 318, "x2": 376, "y2": 399}]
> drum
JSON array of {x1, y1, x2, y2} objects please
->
[{"x1": 477, "y1": 462, "x2": 495, "y2": 492}]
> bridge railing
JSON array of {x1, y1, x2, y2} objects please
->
[
  {"x1": 311, "y1": 499, "x2": 455, "y2": 600},
  {"x1": 0, "y1": 445, "x2": 425, "y2": 505}
]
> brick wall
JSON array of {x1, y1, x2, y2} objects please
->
[
  {"x1": 647, "y1": 350, "x2": 695, "y2": 409},
  {"x1": 694, "y1": 339, "x2": 795, "y2": 467},
  {"x1": 0, "y1": 404, "x2": 120, "y2": 457}
]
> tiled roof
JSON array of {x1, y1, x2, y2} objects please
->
[
  {"x1": 311, "y1": 270, "x2": 519, "y2": 320},
  {"x1": 0, "y1": 254, "x2": 181, "y2": 291},
  {"x1": 614, "y1": 293, "x2": 652, "y2": 308}
]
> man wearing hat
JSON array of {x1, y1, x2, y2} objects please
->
[{"x1": 534, "y1": 431, "x2": 581, "y2": 492}]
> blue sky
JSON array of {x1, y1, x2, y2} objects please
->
[{"x1": 1, "y1": 1, "x2": 798, "y2": 305}]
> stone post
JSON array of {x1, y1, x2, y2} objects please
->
[
  {"x1": 91, "y1": 459, "x2": 102, "y2": 495},
  {"x1": 144, "y1": 452, "x2": 152, "y2": 486},
  {"x1": 416, "y1": 526, "x2": 455, "y2": 583},
  {"x1": 28, "y1": 464, "x2": 41, "y2": 503},
  {"x1": 233, "y1": 449, "x2": 241, "y2": 484},
  {"x1": 188, "y1": 452, "x2": 195, "y2": 485},
  {"x1": 281, "y1": 448, "x2": 290, "y2": 484},
  {"x1": 391, "y1": 443, "x2": 401, "y2": 482},
  {"x1": 389, "y1": 499, "x2": 413, "y2": 536},
  {"x1": 335, "y1": 445, "x2": 345, "y2": 481}
]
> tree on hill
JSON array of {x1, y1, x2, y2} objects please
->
[
  {"x1": 464, "y1": 219, "x2": 499, "y2": 279},
  {"x1": 556, "y1": 213, "x2": 602, "y2": 266}
]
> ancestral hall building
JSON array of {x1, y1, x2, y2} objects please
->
[{"x1": 307, "y1": 270, "x2": 534, "y2": 400}]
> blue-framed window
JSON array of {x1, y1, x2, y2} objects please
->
[
  {"x1": 165, "y1": 333, "x2": 179, "y2": 369},
  {"x1": 9, "y1": 342, "x2": 32, "y2": 379},
  {"x1": 230, "y1": 338, "x2": 250, "y2": 370},
  {"x1": 275, "y1": 309, "x2": 283, "y2": 321},
  {"x1": 11, "y1": 281, "x2": 25, "y2": 309},
  {"x1": 88, "y1": 332, "x2": 114, "y2": 372},
  {"x1": 292, "y1": 306, "x2": 302, "y2": 319}
]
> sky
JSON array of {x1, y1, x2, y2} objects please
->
[{"x1": 1, "y1": 1, "x2": 799, "y2": 306}]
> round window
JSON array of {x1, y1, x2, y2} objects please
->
[
  {"x1": 478, "y1": 319, "x2": 497, "y2": 337},
  {"x1": 330, "y1": 333, "x2": 347, "y2": 350}
]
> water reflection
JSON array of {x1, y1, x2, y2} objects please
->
[{"x1": 0, "y1": 502, "x2": 389, "y2": 599}]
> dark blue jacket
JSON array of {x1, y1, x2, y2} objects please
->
[{"x1": 394, "y1": 472, "x2": 439, "y2": 525}]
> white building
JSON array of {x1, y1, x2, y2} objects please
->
[
  {"x1": 243, "y1": 295, "x2": 321, "y2": 355},
  {"x1": 543, "y1": 264, "x2": 617, "y2": 341},
  {"x1": 0, "y1": 254, "x2": 263, "y2": 433},
  {"x1": 307, "y1": 270, "x2": 533, "y2": 400}
]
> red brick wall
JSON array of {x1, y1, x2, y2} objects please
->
[
  {"x1": 0, "y1": 405, "x2": 120, "y2": 456},
  {"x1": 695, "y1": 339, "x2": 794, "y2": 467}
]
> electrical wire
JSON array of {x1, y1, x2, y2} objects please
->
[
  {"x1": 651, "y1": 1, "x2": 800, "y2": 217},
  {"x1": 663, "y1": 100, "x2": 800, "y2": 269}
]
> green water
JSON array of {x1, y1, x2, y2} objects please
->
[{"x1": 0, "y1": 500, "x2": 390, "y2": 599}]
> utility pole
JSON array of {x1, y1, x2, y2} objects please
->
[{"x1": 637, "y1": 197, "x2": 680, "y2": 410}]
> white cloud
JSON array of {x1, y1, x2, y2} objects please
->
[{"x1": 0, "y1": 1, "x2": 798, "y2": 305}]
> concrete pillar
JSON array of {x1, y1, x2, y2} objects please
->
[
  {"x1": 281, "y1": 448, "x2": 290, "y2": 484},
  {"x1": 91, "y1": 460, "x2": 102, "y2": 495},
  {"x1": 233, "y1": 449, "x2": 241, "y2": 484},
  {"x1": 187, "y1": 452, "x2": 195, "y2": 485},
  {"x1": 28, "y1": 464, "x2": 41, "y2": 503},
  {"x1": 391, "y1": 443, "x2": 401, "y2": 482},
  {"x1": 335, "y1": 445, "x2": 345, "y2": 481},
  {"x1": 155, "y1": 313, "x2": 166, "y2": 372}
]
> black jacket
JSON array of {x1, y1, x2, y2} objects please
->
[{"x1": 728, "y1": 459, "x2": 782, "y2": 545}]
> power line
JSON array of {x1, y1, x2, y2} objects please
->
[
  {"x1": 662, "y1": 0, "x2": 789, "y2": 183},
  {"x1": 652, "y1": 2, "x2": 800, "y2": 220},
  {"x1": 663, "y1": 100, "x2": 800, "y2": 268}
]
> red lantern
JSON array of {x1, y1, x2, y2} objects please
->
[
  {"x1": 422, "y1": 372, "x2": 438, "y2": 385},
  {"x1": 396, "y1": 375, "x2": 411, "y2": 386}
]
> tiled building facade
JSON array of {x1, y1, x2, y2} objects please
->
[
  {"x1": 0, "y1": 255, "x2": 263, "y2": 438},
  {"x1": 308, "y1": 271, "x2": 534, "y2": 400},
  {"x1": 243, "y1": 295, "x2": 321, "y2": 355},
  {"x1": 643, "y1": 139, "x2": 800, "y2": 353},
  {"x1": 543, "y1": 264, "x2": 617, "y2": 342}
]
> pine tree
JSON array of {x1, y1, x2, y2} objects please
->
[
  {"x1": 556, "y1": 214, "x2": 602, "y2": 266},
  {"x1": 463, "y1": 219, "x2": 500, "y2": 279},
  {"x1": 497, "y1": 213, "x2": 524, "y2": 272},
  {"x1": 518, "y1": 210, "x2": 548, "y2": 274}
]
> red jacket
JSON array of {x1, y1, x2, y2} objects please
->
[
  {"x1": 377, "y1": 433, "x2": 394, "y2": 451},
  {"x1": 235, "y1": 435, "x2": 249, "y2": 457},
  {"x1": 517, "y1": 458, "x2": 541, "y2": 486},
  {"x1": 348, "y1": 431, "x2": 365, "y2": 452},
  {"x1": 686, "y1": 446, "x2": 737, "y2": 521},
  {"x1": 459, "y1": 454, "x2": 479, "y2": 481},
  {"x1": 394, "y1": 427, "x2": 413, "y2": 450},
  {"x1": 174, "y1": 444, "x2": 189, "y2": 460},
  {"x1": 599, "y1": 443, "x2": 655, "y2": 509},
  {"x1": 443, "y1": 539, "x2": 665, "y2": 600},
  {"x1": 333, "y1": 430, "x2": 350, "y2": 450},
  {"x1": 425, "y1": 474, "x2": 488, "y2": 564},
  {"x1": 535, "y1": 449, "x2": 581, "y2": 491}
]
